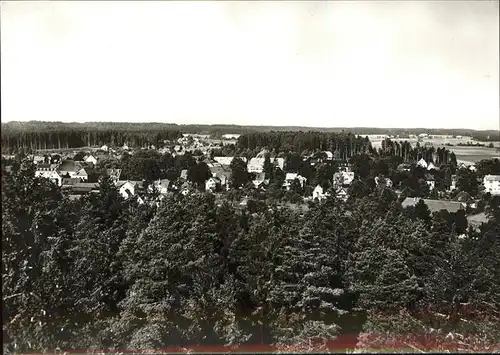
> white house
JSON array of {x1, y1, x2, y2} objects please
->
[
  {"x1": 74, "y1": 168, "x2": 88, "y2": 181},
  {"x1": 35, "y1": 170, "x2": 62, "y2": 186},
  {"x1": 484, "y1": 175, "x2": 500, "y2": 195},
  {"x1": 427, "y1": 162, "x2": 439, "y2": 171},
  {"x1": 375, "y1": 176, "x2": 394, "y2": 188},
  {"x1": 84, "y1": 154, "x2": 98, "y2": 165},
  {"x1": 205, "y1": 177, "x2": 221, "y2": 192},
  {"x1": 417, "y1": 158, "x2": 428, "y2": 169},
  {"x1": 118, "y1": 181, "x2": 142, "y2": 199},
  {"x1": 100, "y1": 145, "x2": 109, "y2": 151},
  {"x1": 312, "y1": 185, "x2": 330, "y2": 201},
  {"x1": 149, "y1": 179, "x2": 170, "y2": 194},
  {"x1": 425, "y1": 174, "x2": 435, "y2": 191}
]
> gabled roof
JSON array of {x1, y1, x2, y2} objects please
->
[{"x1": 180, "y1": 169, "x2": 188, "y2": 179}]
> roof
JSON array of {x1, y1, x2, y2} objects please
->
[
  {"x1": 424, "y1": 173, "x2": 435, "y2": 181},
  {"x1": 62, "y1": 177, "x2": 81, "y2": 185},
  {"x1": 484, "y1": 175, "x2": 500, "y2": 182},
  {"x1": 401, "y1": 198, "x2": 463, "y2": 213},
  {"x1": 248, "y1": 157, "x2": 285, "y2": 171},
  {"x1": 285, "y1": 173, "x2": 298, "y2": 181},
  {"x1": 180, "y1": 169, "x2": 188, "y2": 179},
  {"x1": 213, "y1": 156, "x2": 246, "y2": 166},
  {"x1": 59, "y1": 160, "x2": 80, "y2": 172},
  {"x1": 454, "y1": 191, "x2": 473, "y2": 202}
]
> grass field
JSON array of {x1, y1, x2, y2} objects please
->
[{"x1": 370, "y1": 138, "x2": 500, "y2": 163}]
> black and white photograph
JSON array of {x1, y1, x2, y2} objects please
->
[{"x1": 1, "y1": 0, "x2": 499, "y2": 353}]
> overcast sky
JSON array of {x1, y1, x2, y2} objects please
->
[{"x1": 1, "y1": 1, "x2": 499, "y2": 130}]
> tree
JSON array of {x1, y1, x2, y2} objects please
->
[
  {"x1": 229, "y1": 157, "x2": 249, "y2": 189},
  {"x1": 187, "y1": 162, "x2": 211, "y2": 190}
]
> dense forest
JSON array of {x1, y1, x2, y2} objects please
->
[
  {"x1": 2, "y1": 121, "x2": 498, "y2": 153},
  {"x1": 1, "y1": 122, "x2": 183, "y2": 153},
  {"x1": 2, "y1": 156, "x2": 500, "y2": 353}
]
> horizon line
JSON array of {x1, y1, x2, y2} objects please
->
[{"x1": 1, "y1": 120, "x2": 499, "y2": 132}]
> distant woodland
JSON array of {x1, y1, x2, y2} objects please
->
[{"x1": 1, "y1": 121, "x2": 498, "y2": 153}]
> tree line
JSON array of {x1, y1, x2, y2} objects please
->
[{"x1": 2, "y1": 156, "x2": 500, "y2": 352}]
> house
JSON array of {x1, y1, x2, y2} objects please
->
[
  {"x1": 283, "y1": 173, "x2": 307, "y2": 190},
  {"x1": 213, "y1": 156, "x2": 246, "y2": 166},
  {"x1": 149, "y1": 179, "x2": 170, "y2": 194},
  {"x1": 74, "y1": 168, "x2": 88, "y2": 181},
  {"x1": 205, "y1": 177, "x2": 221, "y2": 192},
  {"x1": 61, "y1": 177, "x2": 82, "y2": 187},
  {"x1": 210, "y1": 165, "x2": 231, "y2": 188},
  {"x1": 106, "y1": 168, "x2": 122, "y2": 182},
  {"x1": 84, "y1": 154, "x2": 98, "y2": 165},
  {"x1": 333, "y1": 171, "x2": 355, "y2": 186},
  {"x1": 117, "y1": 180, "x2": 143, "y2": 199},
  {"x1": 100, "y1": 145, "x2": 109, "y2": 151},
  {"x1": 323, "y1": 151, "x2": 334, "y2": 160},
  {"x1": 36, "y1": 163, "x2": 58, "y2": 172},
  {"x1": 71, "y1": 182, "x2": 100, "y2": 194},
  {"x1": 247, "y1": 157, "x2": 285, "y2": 173},
  {"x1": 312, "y1": 185, "x2": 330, "y2": 201},
  {"x1": 454, "y1": 191, "x2": 476, "y2": 209},
  {"x1": 483, "y1": 174, "x2": 500, "y2": 195},
  {"x1": 427, "y1": 162, "x2": 439, "y2": 171},
  {"x1": 449, "y1": 175, "x2": 457, "y2": 191},
  {"x1": 401, "y1": 197, "x2": 464, "y2": 214},
  {"x1": 58, "y1": 160, "x2": 81, "y2": 178},
  {"x1": 32, "y1": 155, "x2": 45, "y2": 165},
  {"x1": 180, "y1": 169, "x2": 188, "y2": 180},
  {"x1": 252, "y1": 172, "x2": 269, "y2": 189},
  {"x1": 425, "y1": 173, "x2": 435, "y2": 190},
  {"x1": 35, "y1": 170, "x2": 62, "y2": 186},
  {"x1": 417, "y1": 158, "x2": 428, "y2": 169},
  {"x1": 123, "y1": 143, "x2": 129, "y2": 150}
]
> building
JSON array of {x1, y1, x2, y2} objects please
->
[
  {"x1": 333, "y1": 171, "x2": 355, "y2": 186},
  {"x1": 84, "y1": 154, "x2": 98, "y2": 165},
  {"x1": 401, "y1": 198, "x2": 464, "y2": 214},
  {"x1": 416, "y1": 158, "x2": 428, "y2": 169},
  {"x1": 312, "y1": 185, "x2": 330, "y2": 201},
  {"x1": 58, "y1": 160, "x2": 81, "y2": 178},
  {"x1": 483, "y1": 175, "x2": 500, "y2": 195},
  {"x1": 213, "y1": 156, "x2": 246, "y2": 166},
  {"x1": 117, "y1": 180, "x2": 143, "y2": 199},
  {"x1": 247, "y1": 157, "x2": 285, "y2": 173},
  {"x1": 375, "y1": 176, "x2": 393, "y2": 188},
  {"x1": 149, "y1": 179, "x2": 170, "y2": 194},
  {"x1": 425, "y1": 174, "x2": 435, "y2": 190},
  {"x1": 283, "y1": 173, "x2": 307, "y2": 190},
  {"x1": 74, "y1": 168, "x2": 88, "y2": 181},
  {"x1": 427, "y1": 162, "x2": 439, "y2": 171},
  {"x1": 205, "y1": 177, "x2": 221, "y2": 192},
  {"x1": 35, "y1": 170, "x2": 62, "y2": 186}
]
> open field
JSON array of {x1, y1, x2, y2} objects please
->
[{"x1": 370, "y1": 137, "x2": 500, "y2": 162}]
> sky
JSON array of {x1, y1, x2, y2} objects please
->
[{"x1": 1, "y1": 1, "x2": 499, "y2": 130}]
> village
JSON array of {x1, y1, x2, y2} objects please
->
[{"x1": 3, "y1": 132, "x2": 499, "y2": 229}]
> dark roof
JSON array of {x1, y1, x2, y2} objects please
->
[
  {"x1": 59, "y1": 160, "x2": 80, "y2": 172},
  {"x1": 402, "y1": 198, "x2": 463, "y2": 214},
  {"x1": 62, "y1": 177, "x2": 81, "y2": 186},
  {"x1": 424, "y1": 173, "x2": 435, "y2": 181}
]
